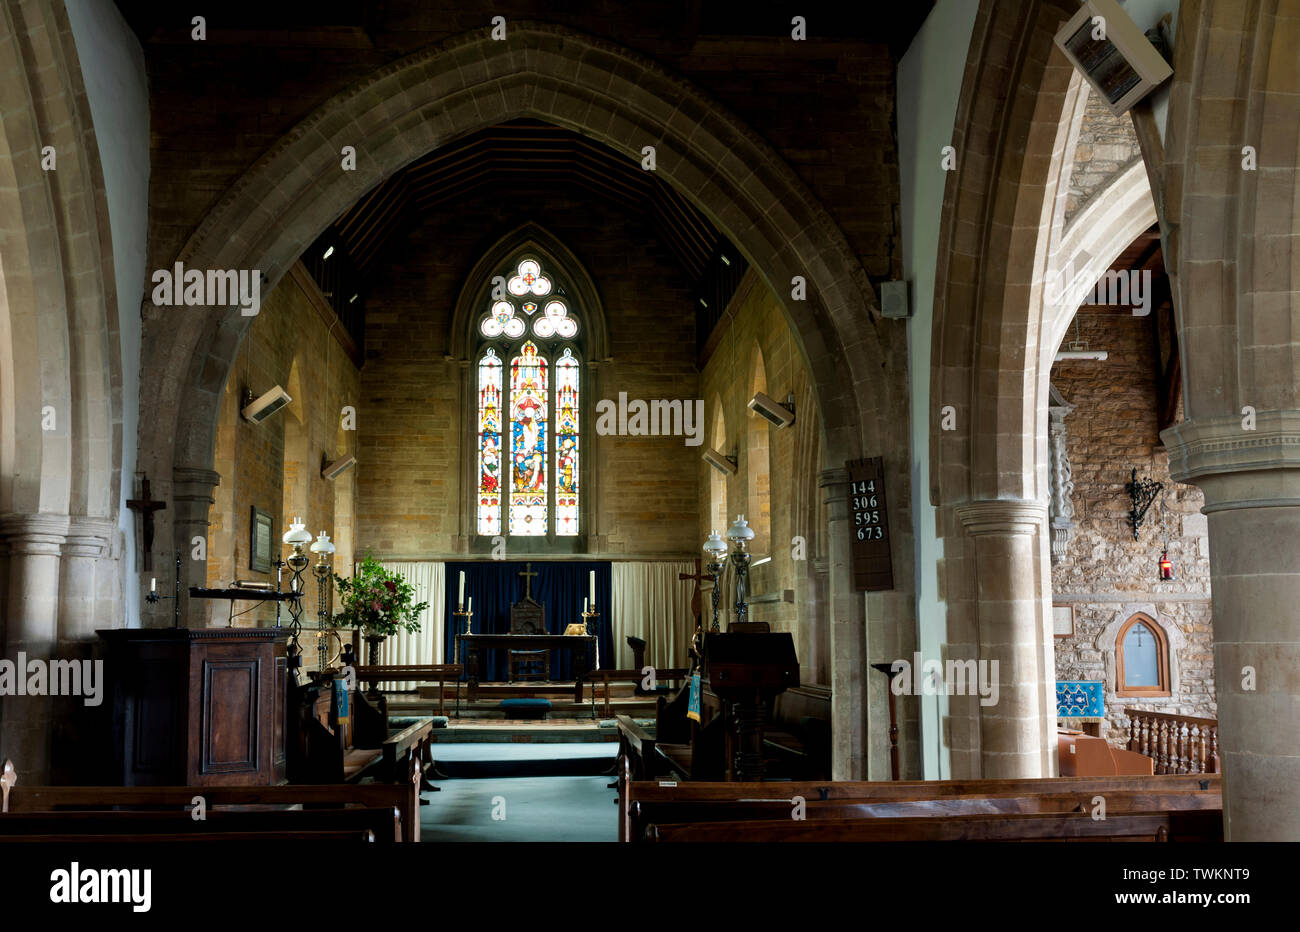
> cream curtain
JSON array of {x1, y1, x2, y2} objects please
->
[
  {"x1": 611, "y1": 561, "x2": 697, "y2": 670},
  {"x1": 368, "y1": 561, "x2": 444, "y2": 690}
]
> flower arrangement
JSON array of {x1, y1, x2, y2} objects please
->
[{"x1": 331, "y1": 555, "x2": 428, "y2": 636}]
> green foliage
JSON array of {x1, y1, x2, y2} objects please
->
[{"x1": 331, "y1": 555, "x2": 428, "y2": 636}]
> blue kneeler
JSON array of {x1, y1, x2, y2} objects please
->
[{"x1": 500, "y1": 697, "x2": 552, "y2": 719}]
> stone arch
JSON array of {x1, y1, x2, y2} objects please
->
[
  {"x1": 0, "y1": 0, "x2": 125, "y2": 781},
  {"x1": 281, "y1": 357, "x2": 310, "y2": 530},
  {"x1": 745, "y1": 342, "x2": 771, "y2": 553},
  {"x1": 140, "y1": 22, "x2": 901, "y2": 779},
  {"x1": 708, "y1": 395, "x2": 728, "y2": 535},
  {"x1": 930, "y1": 0, "x2": 1084, "y2": 779}
]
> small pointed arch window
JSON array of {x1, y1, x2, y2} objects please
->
[{"x1": 1115, "y1": 613, "x2": 1171, "y2": 697}]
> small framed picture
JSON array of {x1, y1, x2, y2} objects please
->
[
  {"x1": 250, "y1": 507, "x2": 273, "y2": 573},
  {"x1": 1053, "y1": 603, "x2": 1075, "y2": 638}
]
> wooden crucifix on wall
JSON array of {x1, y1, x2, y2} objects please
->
[{"x1": 126, "y1": 474, "x2": 167, "y2": 572}]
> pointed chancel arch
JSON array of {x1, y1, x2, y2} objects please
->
[{"x1": 140, "y1": 22, "x2": 907, "y2": 780}]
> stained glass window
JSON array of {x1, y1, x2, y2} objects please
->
[
  {"x1": 476, "y1": 349, "x2": 503, "y2": 535},
  {"x1": 509, "y1": 341, "x2": 548, "y2": 536},
  {"x1": 556, "y1": 348, "x2": 580, "y2": 536},
  {"x1": 475, "y1": 256, "x2": 581, "y2": 539}
]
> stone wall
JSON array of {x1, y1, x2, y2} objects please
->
[
  {"x1": 1064, "y1": 90, "x2": 1144, "y2": 225},
  {"x1": 206, "y1": 268, "x2": 361, "y2": 665},
  {"x1": 1050, "y1": 309, "x2": 1215, "y2": 741},
  {"x1": 356, "y1": 180, "x2": 700, "y2": 559},
  {"x1": 698, "y1": 270, "x2": 828, "y2": 684}
]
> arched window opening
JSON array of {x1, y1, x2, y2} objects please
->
[
  {"x1": 1116, "y1": 613, "x2": 1171, "y2": 697},
  {"x1": 472, "y1": 254, "x2": 582, "y2": 544}
]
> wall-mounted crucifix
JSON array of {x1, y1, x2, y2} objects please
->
[{"x1": 126, "y1": 474, "x2": 167, "y2": 571}]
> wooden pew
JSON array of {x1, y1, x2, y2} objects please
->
[
  {"x1": 0, "y1": 807, "x2": 399, "y2": 842},
  {"x1": 1, "y1": 830, "x2": 378, "y2": 843},
  {"x1": 645, "y1": 808, "x2": 1223, "y2": 842},
  {"x1": 620, "y1": 774, "x2": 1222, "y2": 843},
  {"x1": 3, "y1": 756, "x2": 423, "y2": 842},
  {"x1": 615, "y1": 715, "x2": 657, "y2": 783},
  {"x1": 589, "y1": 668, "x2": 690, "y2": 717},
  {"x1": 354, "y1": 663, "x2": 463, "y2": 717},
  {"x1": 764, "y1": 684, "x2": 831, "y2": 779}
]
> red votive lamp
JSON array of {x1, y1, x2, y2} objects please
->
[{"x1": 1158, "y1": 550, "x2": 1174, "y2": 581}]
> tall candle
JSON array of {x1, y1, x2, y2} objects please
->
[
  {"x1": 583, "y1": 597, "x2": 588, "y2": 614},
  {"x1": 458, "y1": 571, "x2": 465, "y2": 610},
  {"x1": 589, "y1": 570, "x2": 596, "y2": 606},
  {"x1": 150, "y1": 577, "x2": 156, "y2": 593}
]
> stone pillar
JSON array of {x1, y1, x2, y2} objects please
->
[
  {"x1": 1048, "y1": 386, "x2": 1076, "y2": 565},
  {"x1": 58, "y1": 516, "x2": 114, "y2": 645},
  {"x1": 0, "y1": 513, "x2": 69, "y2": 782},
  {"x1": 955, "y1": 500, "x2": 1049, "y2": 778},
  {"x1": 170, "y1": 467, "x2": 221, "y2": 629},
  {"x1": 819, "y1": 467, "x2": 868, "y2": 779},
  {"x1": 1162, "y1": 413, "x2": 1300, "y2": 841}
]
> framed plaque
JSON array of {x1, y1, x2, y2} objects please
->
[
  {"x1": 847, "y1": 457, "x2": 894, "y2": 591},
  {"x1": 250, "y1": 507, "x2": 273, "y2": 573},
  {"x1": 1053, "y1": 603, "x2": 1075, "y2": 638}
]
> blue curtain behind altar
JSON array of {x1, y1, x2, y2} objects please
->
[{"x1": 444, "y1": 561, "x2": 612, "y2": 681}]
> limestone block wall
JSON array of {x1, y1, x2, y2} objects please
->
[
  {"x1": 356, "y1": 181, "x2": 700, "y2": 559},
  {"x1": 698, "y1": 270, "x2": 828, "y2": 684},
  {"x1": 1050, "y1": 309, "x2": 1215, "y2": 740},
  {"x1": 1063, "y1": 91, "x2": 1144, "y2": 224},
  {"x1": 206, "y1": 269, "x2": 361, "y2": 653}
]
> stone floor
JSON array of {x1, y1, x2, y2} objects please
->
[{"x1": 419, "y1": 742, "x2": 619, "y2": 843}]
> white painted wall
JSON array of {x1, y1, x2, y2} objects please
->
[
  {"x1": 897, "y1": 0, "x2": 979, "y2": 780},
  {"x1": 65, "y1": 0, "x2": 150, "y2": 628}
]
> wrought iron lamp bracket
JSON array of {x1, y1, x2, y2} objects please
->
[{"x1": 1125, "y1": 468, "x2": 1163, "y2": 540}]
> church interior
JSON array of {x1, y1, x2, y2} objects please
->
[{"x1": 0, "y1": 0, "x2": 1296, "y2": 875}]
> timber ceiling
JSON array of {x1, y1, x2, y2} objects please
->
[{"x1": 332, "y1": 119, "x2": 728, "y2": 284}]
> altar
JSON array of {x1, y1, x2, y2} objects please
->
[{"x1": 455, "y1": 632, "x2": 596, "y2": 702}]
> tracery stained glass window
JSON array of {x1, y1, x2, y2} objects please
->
[
  {"x1": 555, "y1": 349, "x2": 580, "y2": 536},
  {"x1": 509, "y1": 341, "x2": 548, "y2": 536},
  {"x1": 476, "y1": 349, "x2": 503, "y2": 535},
  {"x1": 476, "y1": 256, "x2": 581, "y2": 538}
]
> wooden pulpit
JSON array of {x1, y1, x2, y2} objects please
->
[{"x1": 98, "y1": 627, "x2": 289, "y2": 786}]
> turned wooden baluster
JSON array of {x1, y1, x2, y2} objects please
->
[
  {"x1": 1140, "y1": 715, "x2": 1151, "y2": 758},
  {"x1": 1209, "y1": 726, "x2": 1219, "y2": 774},
  {"x1": 1188, "y1": 723, "x2": 1202, "y2": 773},
  {"x1": 1157, "y1": 719, "x2": 1170, "y2": 773}
]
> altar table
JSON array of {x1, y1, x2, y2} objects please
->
[{"x1": 455, "y1": 633, "x2": 596, "y2": 702}]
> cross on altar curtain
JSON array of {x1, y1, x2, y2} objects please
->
[{"x1": 444, "y1": 561, "x2": 612, "y2": 681}]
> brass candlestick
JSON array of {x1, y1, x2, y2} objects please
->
[{"x1": 454, "y1": 608, "x2": 473, "y2": 636}]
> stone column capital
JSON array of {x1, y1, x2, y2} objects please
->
[
  {"x1": 955, "y1": 499, "x2": 1046, "y2": 536},
  {"x1": 0, "y1": 513, "x2": 71, "y2": 555},
  {"x1": 1161, "y1": 411, "x2": 1300, "y2": 509},
  {"x1": 63, "y1": 516, "x2": 115, "y2": 558},
  {"x1": 172, "y1": 466, "x2": 222, "y2": 496}
]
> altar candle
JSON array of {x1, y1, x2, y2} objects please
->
[
  {"x1": 150, "y1": 577, "x2": 156, "y2": 593},
  {"x1": 458, "y1": 571, "x2": 465, "y2": 610},
  {"x1": 589, "y1": 570, "x2": 596, "y2": 606},
  {"x1": 583, "y1": 597, "x2": 588, "y2": 614},
  {"x1": 468, "y1": 596, "x2": 472, "y2": 614}
]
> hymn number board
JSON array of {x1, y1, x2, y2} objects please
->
[{"x1": 848, "y1": 457, "x2": 894, "y2": 591}]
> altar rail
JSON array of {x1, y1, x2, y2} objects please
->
[{"x1": 1125, "y1": 708, "x2": 1218, "y2": 774}]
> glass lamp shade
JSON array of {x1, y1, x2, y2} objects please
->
[
  {"x1": 1158, "y1": 551, "x2": 1174, "y2": 581},
  {"x1": 283, "y1": 517, "x2": 313, "y2": 547},
  {"x1": 726, "y1": 514, "x2": 755, "y2": 544},
  {"x1": 310, "y1": 531, "x2": 336, "y2": 555},
  {"x1": 703, "y1": 530, "x2": 728, "y2": 559}
]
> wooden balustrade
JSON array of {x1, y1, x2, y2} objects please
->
[{"x1": 1125, "y1": 708, "x2": 1218, "y2": 774}]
